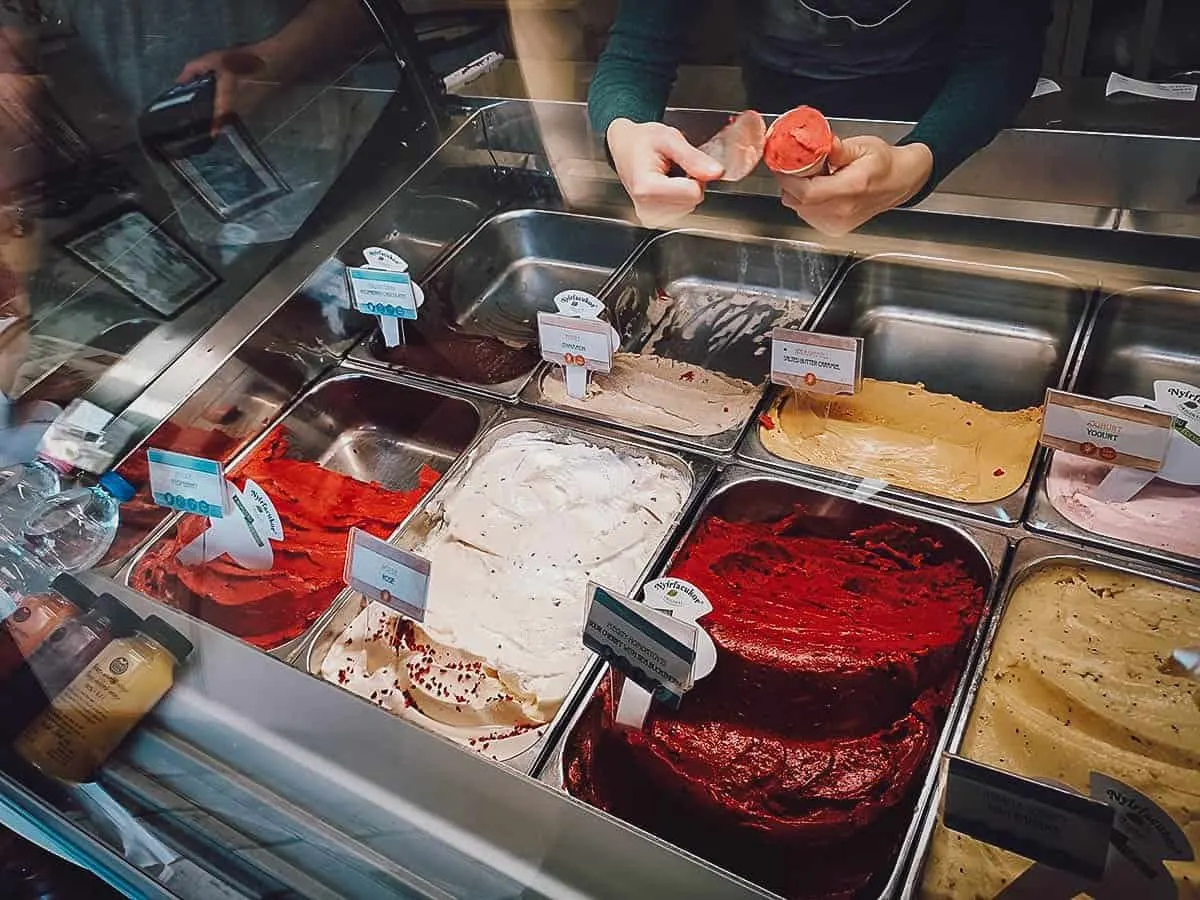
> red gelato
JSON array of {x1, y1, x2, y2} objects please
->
[
  {"x1": 564, "y1": 510, "x2": 986, "y2": 900},
  {"x1": 130, "y1": 428, "x2": 439, "y2": 649},
  {"x1": 764, "y1": 106, "x2": 833, "y2": 175}
]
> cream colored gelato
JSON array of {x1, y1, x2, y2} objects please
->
[
  {"x1": 920, "y1": 564, "x2": 1200, "y2": 899},
  {"x1": 320, "y1": 431, "x2": 690, "y2": 760},
  {"x1": 759, "y1": 379, "x2": 1044, "y2": 503},
  {"x1": 540, "y1": 352, "x2": 758, "y2": 437}
]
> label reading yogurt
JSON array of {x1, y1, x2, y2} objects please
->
[
  {"x1": 770, "y1": 328, "x2": 863, "y2": 395},
  {"x1": 583, "y1": 582, "x2": 696, "y2": 709},
  {"x1": 1040, "y1": 390, "x2": 1174, "y2": 472},
  {"x1": 344, "y1": 528, "x2": 430, "y2": 623},
  {"x1": 942, "y1": 754, "x2": 1114, "y2": 880},
  {"x1": 147, "y1": 449, "x2": 229, "y2": 519}
]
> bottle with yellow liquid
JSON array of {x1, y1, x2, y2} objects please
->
[{"x1": 15, "y1": 615, "x2": 193, "y2": 783}]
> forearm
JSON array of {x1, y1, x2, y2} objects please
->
[
  {"x1": 588, "y1": 0, "x2": 698, "y2": 138},
  {"x1": 256, "y1": 0, "x2": 376, "y2": 83},
  {"x1": 899, "y1": 0, "x2": 1051, "y2": 200}
]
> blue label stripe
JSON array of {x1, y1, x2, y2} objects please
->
[
  {"x1": 348, "y1": 269, "x2": 412, "y2": 285},
  {"x1": 147, "y1": 449, "x2": 221, "y2": 476},
  {"x1": 594, "y1": 587, "x2": 695, "y2": 662}
]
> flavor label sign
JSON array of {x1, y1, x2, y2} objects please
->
[
  {"x1": 770, "y1": 329, "x2": 863, "y2": 395},
  {"x1": 346, "y1": 268, "x2": 419, "y2": 320},
  {"x1": 537, "y1": 313, "x2": 615, "y2": 372},
  {"x1": 1040, "y1": 389, "x2": 1174, "y2": 472},
  {"x1": 147, "y1": 449, "x2": 229, "y2": 518},
  {"x1": 175, "y1": 479, "x2": 282, "y2": 571},
  {"x1": 344, "y1": 528, "x2": 430, "y2": 623},
  {"x1": 583, "y1": 582, "x2": 696, "y2": 709},
  {"x1": 942, "y1": 755, "x2": 1114, "y2": 880}
]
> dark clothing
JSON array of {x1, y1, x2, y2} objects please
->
[{"x1": 588, "y1": 0, "x2": 1052, "y2": 197}]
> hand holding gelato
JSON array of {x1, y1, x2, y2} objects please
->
[{"x1": 764, "y1": 106, "x2": 833, "y2": 176}]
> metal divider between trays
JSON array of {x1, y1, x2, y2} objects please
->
[
  {"x1": 898, "y1": 533, "x2": 1200, "y2": 899},
  {"x1": 534, "y1": 463, "x2": 1015, "y2": 900}
]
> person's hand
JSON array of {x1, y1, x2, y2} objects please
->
[
  {"x1": 776, "y1": 137, "x2": 933, "y2": 236},
  {"x1": 176, "y1": 47, "x2": 274, "y2": 136},
  {"x1": 607, "y1": 118, "x2": 724, "y2": 228}
]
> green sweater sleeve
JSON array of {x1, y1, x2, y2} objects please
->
[
  {"x1": 587, "y1": 0, "x2": 699, "y2": 139},
  {"x1": 899, "y1": 0, "x2": 1052, "y2": 201}
]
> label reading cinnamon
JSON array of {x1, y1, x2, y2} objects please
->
[
  {"x1": 537, "y1": 313, "x2": 615, "y2": 374},
  {"x1": 770, "y1": 329, "x2": 863, "y2": 395},
  {"x1": 1040, "y1": 389, "x2": 1174, "y2": 471}
]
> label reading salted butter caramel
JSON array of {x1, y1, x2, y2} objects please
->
[
  {"x1": 583, "y1": 582, "x2": 696, "y2": 709},
  {"x1": 770, "y1": 329, "x2": 863, "y2": 395},
  {"x1": 344, "y1": 528, "x2": 430, "y2": 623},
  {"x1": 1040, "y1": 389, "x2": 1174, "y2": 472},
  {"x1": 942, "y1": 754, "x2": 1114, "y2": 880}
]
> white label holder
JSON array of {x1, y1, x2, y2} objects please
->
[{"x1": 344, "y1": 527, "x2": 431, "y2": 623}]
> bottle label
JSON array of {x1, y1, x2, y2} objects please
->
[
  {"x1": 15, "y1": 639, "x2": 171, "y2": 782},
  {"x1": 147, "y1": 449, "x2": 230, "y2": 518}
]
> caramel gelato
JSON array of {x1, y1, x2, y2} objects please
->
[
  {"x1": 540, "y1": 352, "x2": 758, "y2": 437},
  {"x1": 759, "y1": 379, "x2": 1044, "y2": 503},
  {"x1": 920, "y1": 563, "x2": 1200, "y2": 899}
]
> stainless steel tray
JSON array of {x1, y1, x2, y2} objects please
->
[
  {"x1": 119, "y1": 368, "x2": 499, "y2": 659},
  {"x1": 899, "y1": 534, "x2": 1200, "y2": 899},
  {"x1": 537, "y1": 464, "x2": 1012, "y2": 900},
  {"x1": 1027, "y1": 285, "x2": 1200, "y2": 571},
  {"x1": 739, "y1": 252, "x2": 1093, "y2": 525},
  {"x1": 519, "y1": 229, "x2": 847, "y2": 457},
  {"x1": 294, "y1": 408, "x2": 716, "y2": 775},
  {"x1": 347, "y1": 209, "x2": 649, "y2": 402}
]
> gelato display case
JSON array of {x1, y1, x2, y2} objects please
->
[{"x1": 3, "y1": 5, "x2": 1200, "y2": 900}]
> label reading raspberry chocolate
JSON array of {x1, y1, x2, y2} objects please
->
[
  {"x1": 147, "y1": 449, "x2": 229, "y2": 519},
  {"x1": 583, "y1": 582, "x2": 696, "y2": 710}
]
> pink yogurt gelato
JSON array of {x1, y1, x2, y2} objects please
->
[{"x1": 1046, "y1": 452, "x2": 1200, "y2": 559}]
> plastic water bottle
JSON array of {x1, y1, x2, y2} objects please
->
[
  {"x1": 0, "y1": 458, "x2": 67, "y2": 533},
  {"x1": 20, "y1": 472, "x2": 136, "y2": 573}
]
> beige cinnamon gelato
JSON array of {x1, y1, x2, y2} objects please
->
[
  {"x1": 758, "y1": 378, "x2": 1043, "y2": 503},
  {"x1": 540, "y1": 352, "x2": 758, "y2": 437},
  {"x1": 920, "y1": 563, "x2": 1200, "y2": 898}
]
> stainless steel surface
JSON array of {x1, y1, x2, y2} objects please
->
[
  {"x1": 1028, "y1": 286, "x2": 1200, "y2": 571},
  {"x1": 120, "y1": 369, "x2": 497, "y2": 658},
  {"x1": 348, "y1": 209, "x2": 648, "y2": 402},
  {"x1": 899, "y1": 535, "x2": 1200, "y2": 900},
  {"x1": 82, "y1": 574, "x2": 777, "y2": 900},
  {"x1": 538, "y1": 465, "x2": 1010, "y2": 900},
  {"x1": 739, "y1": 253, "x2": 1093, "y2": 524},
  {"x1": 296, "y1": 409, "x2": 715, "y2": 775},
  {"x1": 519, "y1": 229, "x2": 846, "y2": 456}
]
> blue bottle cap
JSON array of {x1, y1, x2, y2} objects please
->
[{"x1": 98, "y1": 472, "x2": 136, "y2": 503}]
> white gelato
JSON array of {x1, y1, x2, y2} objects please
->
[{"x1": 320, "y1": 431, "x2": 690, "y2": 760}]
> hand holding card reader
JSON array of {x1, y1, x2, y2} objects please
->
[{"x1": 139, "y1": 73, "x2": 217, "y2": 156}]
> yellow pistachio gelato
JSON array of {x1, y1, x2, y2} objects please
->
[{"x1": 919, "y1": 563, "x2": 1200, "y2": 899}]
